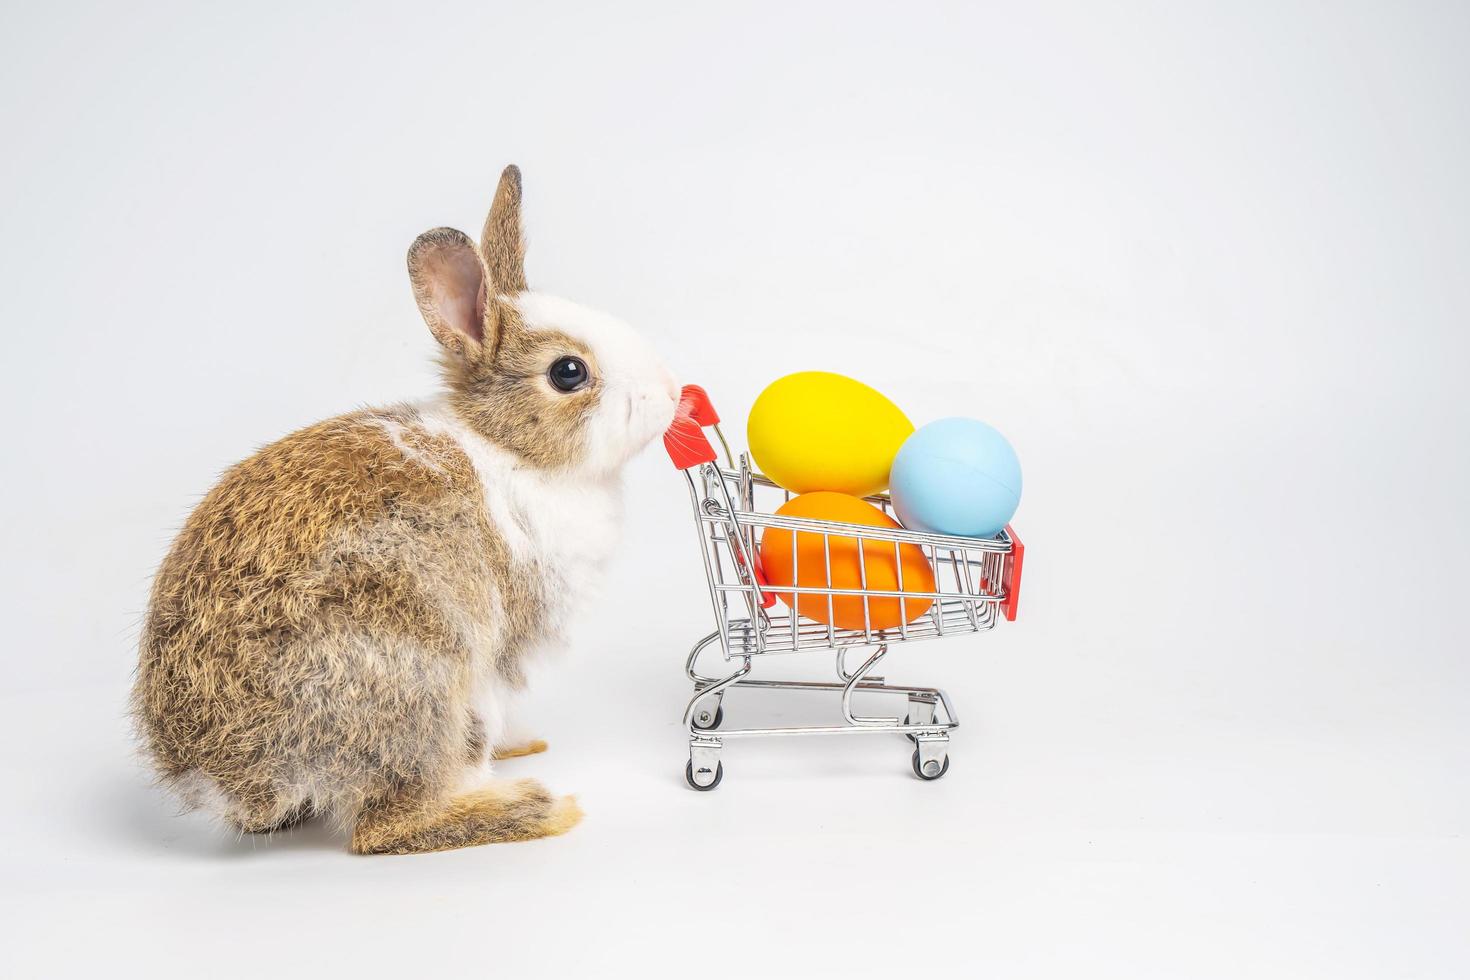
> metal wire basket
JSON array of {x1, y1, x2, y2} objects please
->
[{"x1": 666, "y1": 385, "x2": 1024, "y2": 789}]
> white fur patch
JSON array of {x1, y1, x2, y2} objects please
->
[
  {"x1": 473, "y1": 675, "x2": 515, "y2": 753},
  {"x1": 415, "y1": 403, "x2": 541, "y2": 559},
  {"x1": 415, "y1": 398, "x2": 625, "y2": 601},
  {"x1": 367, "y1": 414, "x2": 446, "y2": 475},
  {"x1": 174, "y1": 769, "x2": 245, "y2": 823},
  {"x1": 362, "y1": 291, "x2": 674, "y2": 776},
  {"x1": 456, "y1": 757, "x2": 497, "y2": 793}
]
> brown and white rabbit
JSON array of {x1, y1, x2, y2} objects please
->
[{"x1": 132, "y1": 166, "x2": 679, "y2": 854}]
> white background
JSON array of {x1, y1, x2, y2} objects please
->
[{"x1": 3, "y1": 1, "x2": 1467, "y2": 977}]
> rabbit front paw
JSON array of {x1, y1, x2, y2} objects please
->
[{"x1": 492, "y1": 738, "x2": 549, "y2": 760}]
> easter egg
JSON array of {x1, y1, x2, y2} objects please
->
[
  {"x1": 747, "y1": 372, "x2": 913, "y2": 496},
  {"x1": 760, "y1": 491, "x2": 936, "y2": 630},
  {"x1": 890, "y1": 418, "x2": 1022, "y2": 538}
]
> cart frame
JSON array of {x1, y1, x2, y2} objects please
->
[{"x1": 665, "y1": 386, "x2": 1023, "y2": 789}]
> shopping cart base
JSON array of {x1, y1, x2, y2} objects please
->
[
  {"x1": 667, "y1": 393, "x2": 1020, "y2": 791},
  {"x1": 682, "y1": 631, "x2": 958, "y2": 788}
]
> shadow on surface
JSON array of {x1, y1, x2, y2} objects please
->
[{"x1": 99, "y1": 772, "x2": 343, "y2": 860}]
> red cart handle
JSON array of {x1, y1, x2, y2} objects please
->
[
  {"x1": 681, "y1": 383, "x2": 720, "y2": 427},
  {"x1": 1001, "y1": 525, "x2": 1024, "y2": 621},
  {"x1": 664, "y1": 385, "x2": 775, "y2": 608},
  {"x1": 664, "y1": 384, "x2": 721, "y2": 470}
]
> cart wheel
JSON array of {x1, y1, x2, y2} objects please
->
[
  {"x1": 686, "y1": 759, "x2": 724, "y2": 791},
  {"x1": 692, "y1": 704, "x2": 724, "y2": 731},
  {"x1": 911, "y1": 747, "x2": 949, "y2": 781}
]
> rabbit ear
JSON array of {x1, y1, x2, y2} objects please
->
[
  {"x1": 407, "y1": 227, "x2": 493, "y2": 358},
  {"x1": 480, "y1": 164, "x2": 528, "y2": 295}
]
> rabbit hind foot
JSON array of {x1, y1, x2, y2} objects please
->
[{"x1": 350, "y1": 778, "x2": 581, "y2": 855}]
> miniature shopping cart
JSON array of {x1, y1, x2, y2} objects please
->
[{"x1": 665, "y1": 385, "x2": 1024, "y2": 790}]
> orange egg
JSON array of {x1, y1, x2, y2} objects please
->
[{"x1": 759, "y1": 492, "x2": 936, "y2": 630}]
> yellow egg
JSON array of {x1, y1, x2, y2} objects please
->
[{"x1": 747, "y1": 372, "x2": 914, "y2": 496}]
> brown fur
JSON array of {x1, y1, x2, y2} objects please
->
[
  {"x1": 133, "y1": 166, "x2": 598, "y2": 853},
  {"x1": 445, "y1": 311, "x2": 602, "y2": 471},
  {"x1": 133, "y1": 407, "x2": 558, "y2": 833},
  {"x1": 351, "y1": 779, "x2": 580, "y2": 855},
  {"x1": 480, "y1": 164, "x2": 527, "y2": 296},
  {"x1": 412, "y1": 173, "x2": 604, "y2": 474}
]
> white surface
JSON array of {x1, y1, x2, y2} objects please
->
[{"x1": 2, "y1": 2, "x2": 1468, "y2": 977}]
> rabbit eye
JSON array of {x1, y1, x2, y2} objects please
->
[{"x1": 548, "y1": 356, "x2": 590, "y2": 393}]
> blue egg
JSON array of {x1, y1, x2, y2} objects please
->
[{"x1": 891, "y1": 418, "x2": 1022, "y2": 538}]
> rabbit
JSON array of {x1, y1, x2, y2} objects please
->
[{"x1": 131, "y1": 165, "x2": 679, "y2": 854}]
